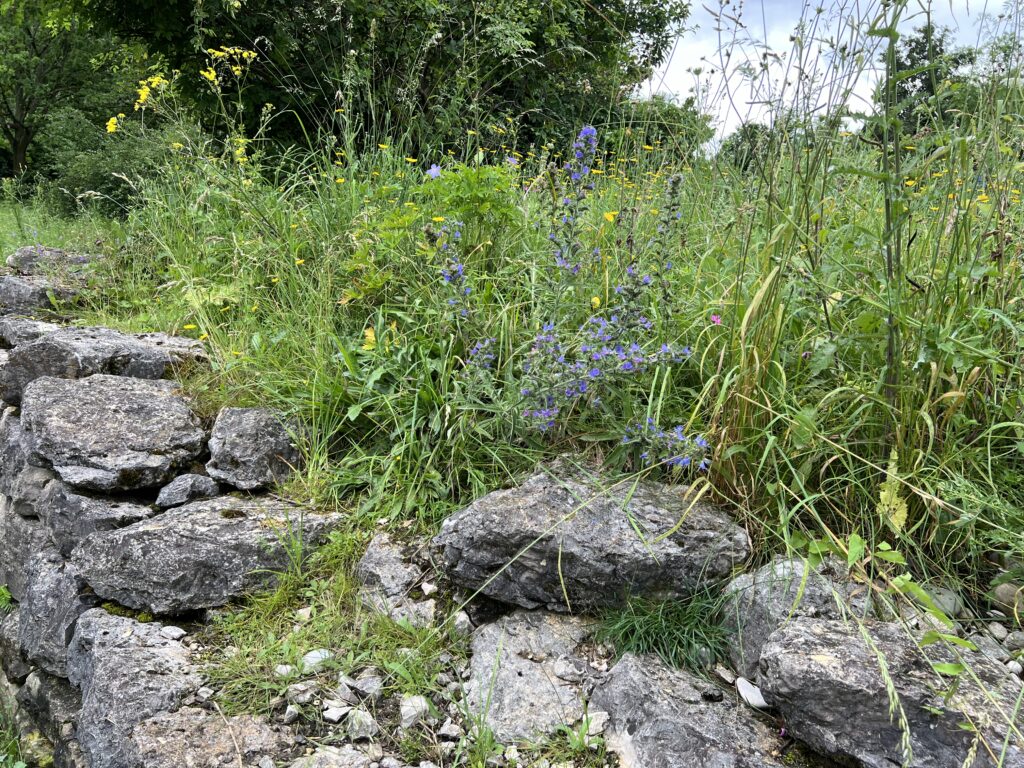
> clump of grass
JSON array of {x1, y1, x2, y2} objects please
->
[
  {"x1": 596, "y1": 591, "x2": 728, "y2": 670},
  {"x1": 0, "y1": 697, "x2": 22, "y2": 768}
]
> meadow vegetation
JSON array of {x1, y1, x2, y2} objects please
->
[{"x1": 2, "y1": 0, "x2": 1024, "y2": 763}]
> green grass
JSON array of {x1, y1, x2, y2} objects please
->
[
  {"x1": 0, "y1": 699, "x2": 22, "y2": 768},
  {"x1": 596, "y1": 592, "x2": 728, "y2": 670}
]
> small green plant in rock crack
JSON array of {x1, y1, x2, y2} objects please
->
[
  {"x1": 0, "y1": 586, "x2": 12, "y2": 614},
  {"x1": 596, "y1": 589, "x2": 728, "y2": 670}
]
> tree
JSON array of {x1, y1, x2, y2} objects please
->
[
  {"x1": 74, "y1": 0, "x2": 691, "y2": 147},
  {"x1": 0, "y1": 1, "x2": 137, "y2": 175},
  {"x1": 887, "y1": 23, "x2": 976, "y2": 134}
]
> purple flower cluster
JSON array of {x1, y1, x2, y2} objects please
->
[
  {"x1": 622, "y1": 418, "x2": 711, "y2": 471},
  {"x1": 468, "y1": 337, "x2": 497, "y2": 369},
  {"x1": 432, "y1": 220, "x2": 471, "y2": 320},
  {"x1": 550, "y1": 125, "x2": 599, "y2": 276}
]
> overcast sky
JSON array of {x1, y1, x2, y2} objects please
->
[{"x1": 644, "y1": 0, "x2": 999, "y2": 139}]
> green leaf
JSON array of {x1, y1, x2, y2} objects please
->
[
  {"x1": 920, "y1": 631, "x2": 977, "y2": 651},
  {"x1": 872, "y1": 549, "x2": 906, "y2": 564},
  {"x1": 847, "y1": 532, "x2": 865, "y2": 568},
  {"x1": 932, "y1": 662, "x2": 966, "y2": 676}
]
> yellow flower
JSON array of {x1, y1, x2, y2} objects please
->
[
  {"x1": 362, "y1": 327, "x2": 377, "y2": 351},
  {"x1": 200, "y1": 67, "x2": 217, "y2": 83},
  {"x1": 404, "y1": 157, "x2": 418, "y2": 164},
  {"x1": 467, "y1": 130, "x2": 478, "y2": 136},
  {"x1": 378, "y1": 143, "x2": 389, "y2": 149},
  {"x1": 976, "y1": 193, "x2": 990, "y2": 203},
  {"x1": 591, "y1": 296, "x2": 601, "y2": 309},
  {"x1": 603, "y1": 211, "x2": 618, "y2": 222},
  {"x1": 431, "y1": 216, "x2": 445, "y2": 222},
  {"x1": 642, "y1": 144, "x2": 654, "y2": 151},
  {"x1": 171, "y1": 142, "x2": 184, "y2": 150},
  {"x1": 105, "y1": 116, "x2": 120, "y2": 133},
  {"x1": 198, "y1": 333, "x2": 208, "y2": 341},
  {"x1": 183, "y1": 324, "x2": 198, "y2": 330},
  {"x1": 904, "y1": 179, "x2": 916, "y2": 187},
  {"x1": 335, "y1": 177, "x2": 346, "y2": 184},
  {"x1": 295, "y1": 258, "x2": 305, "y2": 266}
]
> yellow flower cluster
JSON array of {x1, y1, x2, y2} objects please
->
[
  {"x1": 105, "y1": 113, "x2": 126, "y2": 133},
  {"x1": 200, "y1": 46, "x2": 257, "y2": 86},
  {"x1": 134, "y1": 74, "x2": 168, "y2": 111}
]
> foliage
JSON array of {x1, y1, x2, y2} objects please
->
[
  {"x1": 75, "y1": 0, "x2": 692, "y2": 148},
  {"x1": 0, "y1": 0, "x2": 143, "y2": 175},
  {"x1": 718, "y1": 122, "x2": 773, "y2": 173}
]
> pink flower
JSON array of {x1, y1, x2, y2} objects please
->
[{"x1": 710, "y1": 314, "x2": 722, "y2": 325}]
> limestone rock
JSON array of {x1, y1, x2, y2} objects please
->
[
  {"x1": 400, "y1": 695, "x2": 430, "y2": 729},
  {"x1": 154, "y1": 473, "x2": 219, "y2": 508},
  {"x1": 0, "y1": 326, "x2": 205, "y2": 405},
  {"x1": 0, "y1": 275, "x2": 76, "y2": 315},
  {"x1": 206, "y1": 407, "x2": 302, "y2": 490},
  {"x1": 0, "y1": 608, "x2": 31, "y2": 684},
  {"x1": 6, "y1": 246, "x2": 96, "y2": 275},
  {"x1": 131, "y1": 707, "x2": 291, "y2": 768},
  {"x1": 0, "y1": 498, "x2": 52, "y2": 600},
  {"x1": 7, "y1": 464, "x2": 56, "y2": 517},
  {"x1": 288, "y1": 746, "x2": 373, "y2": 768},
  {"x1": 66, "y1": 609, "x2": 201, "y2": 768},
  {"x1": 722, "y1": 557, "x2": 869, "y2": 679},
  {"x1": 591, "y1": 653, "x2": 787, "y2": 767},
  {"x1": 356, "y1": 533, "x2": 434, "y2": 627},
  {"x1": 434, "y1": 465, "x2": 749, "y2": 610},
  {"x1": 21, "y1": 375, "x2": 206, "y2": 492},
  {"x1": 0, "y1": 407, "x2": 27, "y2": 496},
  {"x1": 15, "y1": 670, "x2": 85, "y2": 768},
  {"x1": 465, "y1": 610, "x2": 594, "y2": 743},
  {"x1": 18, "y1": 549, "x2": 98, "y2": 677},
  {"x1": 72, "y1": 496, "x2": 340, "y2": 614},
  {"x1": 37, "y1": 480, "x2": 155, "y2": 557},
  {"x1": 0, "y1": 317, "x2": 60, "y2": 348},
  {"x1": 759, "y1": 617, "x2": 1024, "y2": 768}
]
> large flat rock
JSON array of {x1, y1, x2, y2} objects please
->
[
  {"x1": 759, "y1": 618, "x2": 1024, "y2": 768},
  {"x1": 72, "y1": 496, "x2": 341, "y2": 614},
  {"x1": 0, "y1": 274, "x2": 76, "y2": 315},
  {"x1": 592, "y1": 653, "x2": 788, "y2": 767},
  {"x1": 465, "y1": 609, "x2": 594, "y2": 743},
  {"x1": 435, "y1": 464, "x2": 750, "y2": 610},
  {"x1": 0, "y1": 326, "x2": 205, "y2": 404},
  {"x1": 67, "y1": 609, "x2": 201, "y2": 768},
  {"x1": 21, "y1": 375, "x2": 206, "y2": 491}
]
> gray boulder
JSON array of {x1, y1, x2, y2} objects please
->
[
  {"x1": 21, "y1": 375, "x2": 206, "y2": 491},
  {"x1": 465, "y1": 609, "x2": 594, "y2": 743},
  {"x1": 0, "y1": 275, "x2": 76, "y2": 315},
  {"x1": 18, "y1": 549, "x2": 98, "y2": 677},
  {"x1": 7, "y1": 464, "x2": 56, "y2": 517},
  {"x1": 131, "y1": 707, "x2": 291, "y2": 768},
  {"x1": 37, "y1": 480, "x2": 155, "y2": 557},
  {"x1": 0, "y1": 608, "x2": 31, "y2": 684},
  {"x1": 66, "y1": 609, "x2": 201, "y2": 768},
  {"x1": 591, "y1": 653, "x2": 788, "y2": 767},
  {"x1": 0, "y1": 317, "x2": 60, "y2": 348},
  {"x1": 15, "y1": 670, "x2": 86, "y2": 768},
  {"x1": 434, "y1": 465, "x2": 749, "y2": 610},
  {"x1": 723, "y1": 557, "x2": 869, "y2": 679},
  {"x1": 6, "y1": 246, "x2": 95, "y2": 275},
  {"x1": 0, "y1": 498, "x2": 52, "y2": 600},
  {"x1": 72, "y1": 496, "x2": 340, "y2": 614},
  {"x1": 759, "y1": 618, "x2": 1024, "y2": 768},
  {"x1": 206, "y1": 407, "x2": 302, "y2": 490},
  {"x1": 0, "y1": 326, "x2": 206, "y2": 405},
  {"x1": 154, "y1": 473, "x2": 219, "y2": 508}
]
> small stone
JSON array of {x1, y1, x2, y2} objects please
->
[
  {"x1": 259, "y1": 758, "x2": 276, "y2": 768},
  {"x1": 990, "y1": 622, "x2": 1010, "y2": 642},
  {"x1": 323, "y1": 706, "x2": 350, "y2": 724},
  {"x1": 1007, "y1": 660, "x2": 1023, "y2": 676},
  {"x1": 334, "y1": 676, "x2": 359, "y2": 704},
  {"x1": 380, "y1": 759, "x2": 402, "y2": 768},
  {"x1": 287, "y1": 682, "x2": 319, "y2": 705},
  {"x1": 586, "y1": 710, "x2": 609, "y2": 736},
  {"x1": 289, "y1": 746, "x2": 372, "y2": 768},
  {"x1": 1006, "y1": 631, "x2": 1024, "y2": 652},
  {"x1": 452, "y1": 611, "x2": 473, "y2": 637},
  {"x1": 160, "y1": 626, "x2": 187, "y2": 641},
  {"x1": 283, "y1": 704, "x2": 301, "y2": 725},
  {"x1": 351, "y1": 672, "x2": 385, "y2": 700},
  {"x1": 735, "y1": 677, "x2": 768, "y2": 709},
  {"x1": 275, "y1": 664, "x2": 297, "y2": 678},
  {"x1": 155, "y1": 473, "x2": 220, "y2": 508},
  {"x1": 346, "y1": 707, "x2": 380, "y2": 740},
  {"x1": 296, "y1": 607, "x2": 314, "y2": 623},
  {"x1": 363, "y1": 743, "x2": 384, "y2": 762},
  {"x1": 437, "y1": 718, "x2": 462, "y2": 740},
  {"x1": 421, "y1": 581, "x2": 438, "y2": 596},
  {"x1": 197, "y1": 687, "x2": 215, "y2": 701},
  {"x1": 400, "y1": 694, "x2": 430, "y2": 729},
  {"x1": 301, "y1": 648, "x2": 334, "y2": 674}
]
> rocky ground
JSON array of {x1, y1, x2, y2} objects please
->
[{"x1": 1, "y1": 245, "x2": 1023, "y2": 768}]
